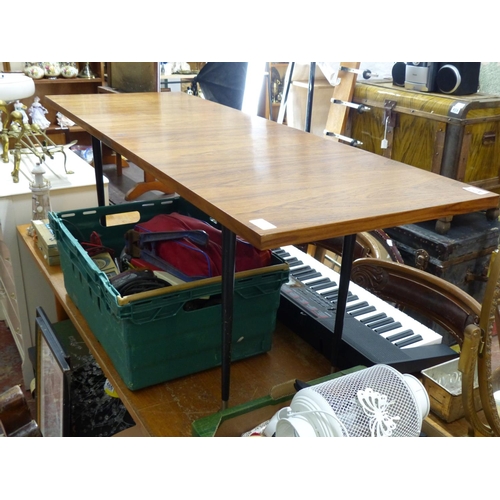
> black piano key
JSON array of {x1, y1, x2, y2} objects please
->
[
  {"x1": 395, "y1": 335, "x2": 424, "y2": 347},
  {"x1": 373, "y1": 321, "x2": 403, "y2": 333},
  {"x1": 273, "y1": 249, "x2": 287, "y2": 256},
  {"x1": 303, "y1": 275, "x2": 329, "y2": 285},
  {"x1": 310, "y1": 280, "x2": 336, "y2": 291},
  {"x1": 290, "y1": 265, "x2": 310, "y2": 274},
  {"x1": 374, "y1": 322, "x2": 402, "y2": 334},
  {"x1": 360, "y1": 312, "x2": 387, "y2": 324},
  {"x1": 346, "y1": 301, "x2": 368, "y2": 312},
  {"x1": 324, "y1": 291, "x2": 357, "y2": 302},
  {"x1": 286, "y1": 258, "x2": 300, "y2": 266},
  {"x1": 385, "y1": 329, "x2": 415, "y2": 342},
  {"x1": 366, "y1": 316, "x2": 394, "y2": 328},
  {"x1": 291, "y1": 264, "x2": 311, "y2": 273},
  {"x1": 300, "y1": 271, "x2": 322, "y2": 280},
  {"x1": 294, "y1": 269, "x2": 321, "y2": 281},
  {"x1": 349, "y1": 305, "x2": 377, "y2": 317}
]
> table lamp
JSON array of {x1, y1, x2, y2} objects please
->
[
  {"x1": 0, "y1": 71, "x2": 35, "y2": 102},
  {"x1": 1, "y1": 72, "x2": 35, "y2": 167}
]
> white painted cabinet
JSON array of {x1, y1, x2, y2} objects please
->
[{"x1": 0, "y1": 149, "x2": 108, "y2": 387}]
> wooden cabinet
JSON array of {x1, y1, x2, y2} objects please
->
[{"x1": 18, "y1": 62, "x2": 105, "y2": 144}]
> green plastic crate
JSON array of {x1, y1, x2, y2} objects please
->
[
  {"x1": 192, "y1": 366, "x2": 365, "y2": 436},
  {"x1": 49, "y1": 197, "x2": 289, "y2": 391}
]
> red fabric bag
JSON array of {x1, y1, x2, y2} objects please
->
[{"x1": 133, "y1": 213, "x2": 271, "y2": 281}]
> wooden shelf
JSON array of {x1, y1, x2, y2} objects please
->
[{"x1": 34, "y1": 77, "x2": 104, "y2": 85}]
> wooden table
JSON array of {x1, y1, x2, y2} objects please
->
[
  {"x1": 45, "y1": 92, "x2": 499, "y2": 247},
  {"x1": 45, "y1": 92, "x2": 500, "y2": 408}
]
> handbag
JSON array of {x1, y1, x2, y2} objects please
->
[{"x1": 126, "y1": 213, "x2": 271, "y2": 281}]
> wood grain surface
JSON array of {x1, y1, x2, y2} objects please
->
[{"x1": 46, "y1": 92, "x2": 499, "y2": 250}]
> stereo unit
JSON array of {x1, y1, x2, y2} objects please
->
[{"x1": 396, "y1": 62, "x2": 481, "y2": 95}]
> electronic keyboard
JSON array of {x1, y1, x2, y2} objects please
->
[{"x1": 274, "y1": 245, "x2": 458, "y2": 373}]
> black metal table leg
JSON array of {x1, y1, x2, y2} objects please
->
[
  {"x1": 91, "y1": 136, "x2": 106, "y2": 207},
  {"x1": 221, "y1": 226, "x2": 236, "y2": 410},
  {"x1": 331, "y1": 233, "x2": 356, "y2": 368}
]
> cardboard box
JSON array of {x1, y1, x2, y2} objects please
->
[{"x1": 32, "y1": 219, "x2": 59, "y2": 265}]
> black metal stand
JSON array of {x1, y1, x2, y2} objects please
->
[
  {"x1": 331, "y1": 234, "x2": 356, "y2": 368},
  {"x1": 221, "y1": 227, "x2": 236, "y2": 410}
]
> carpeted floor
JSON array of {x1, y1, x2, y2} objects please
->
[
  {"x1": 0, "y1": 318, "x2": 37, "y2": 428},
  {"x1": 0, "y1": 319, "x2": 34, "y2": 403}
]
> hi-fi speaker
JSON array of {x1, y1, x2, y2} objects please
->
[
  {"x1": 436, "y1": 63, "x2": 481, "y2": 95},
  {"x1": 392, "y1": 62, "x2": 406, "y2": 87}
]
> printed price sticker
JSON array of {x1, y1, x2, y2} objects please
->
[{"x1": 250, "y1": 219, "x2": 277, "y2": 230}]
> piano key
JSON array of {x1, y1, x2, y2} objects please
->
[
  {"x1": 348, "y1": 305, "x2": 377, "y2": 317},
  {"x1": 366, "y1": 316, "x2": 394, "y2": 328},
  {"x1": 395, "y1": 335, "x2": 424, "y2": 347},
  {"x1": 302, "y1": 275, "x2": 330, "y2": 286},
  {"x1": 278, "y1": 245, "x2": 444, "y2": 349},
  {"x1": 386, "y1": 329, "x2": 415, "y2": 342},
  {"x1": 290, "y1": 264, "x2": 310, "y2": 274},
  {"x1": 310, "y1": 280, "x2": 336, "y2": 291},
  {"x1": 346, "y1": 301, "x2": 368, "y2": 312},
  {"x1": 359, "y1": 312, "x2": 387, "y2": 324},
  {"x1": 374, "y1": 322, "x2": 403, "y2": 334},
  {"x1": 294, "y1": 270, "x2": 322, "y2": 281}
]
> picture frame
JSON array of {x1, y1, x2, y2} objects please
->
[{"x1": 35, "y1": 307, "x2": 71, "y2": 437}]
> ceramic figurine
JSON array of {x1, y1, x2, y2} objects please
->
[
  {"x1": 56, "y1": 111, "x2": 75, "y2": 128},
  {"x1": 14, "y1": 100, "x2": 29, "y2": 124},
  {"x1": 28, "y1": 96, "x2": 51, "y2": 129}
]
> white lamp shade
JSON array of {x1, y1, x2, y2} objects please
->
[{"x1": 0, "y1": 72, "x2": 35, "y2": 102}]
